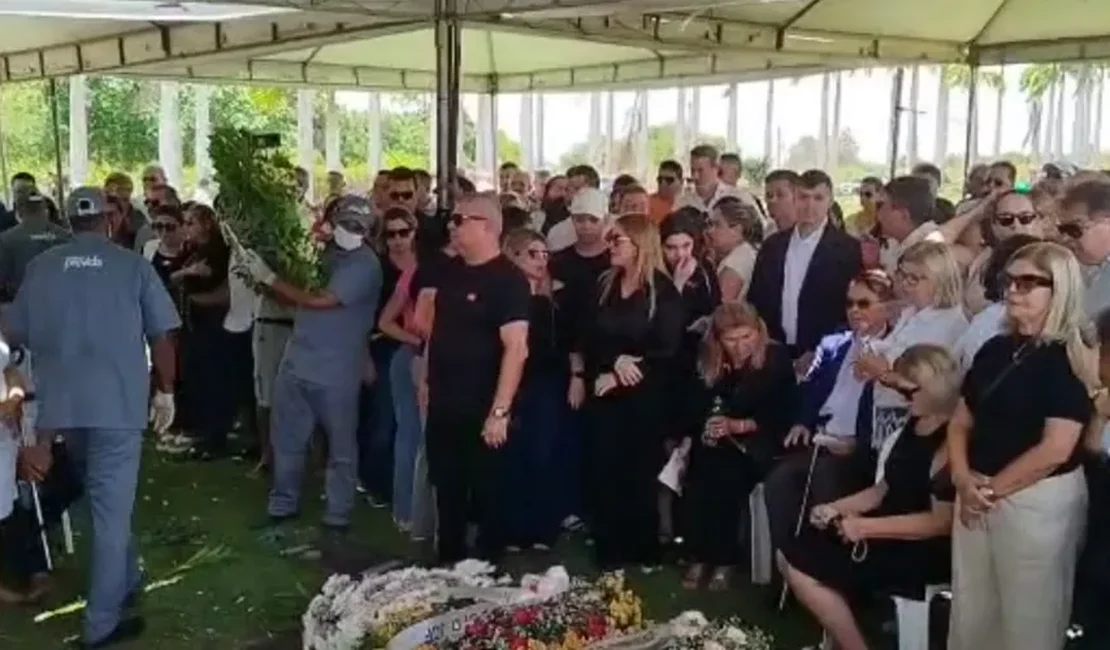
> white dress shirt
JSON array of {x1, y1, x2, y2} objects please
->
[
  {"x1": 880, "y1": 221, "x2": 945, "y2": 274},
  {"x1": 675, "y1": 182, "x2": 757, "y2": 213},
  {"x1": 819, "y1": 337, "x2": 867, "y2": 438},
  {"x1": 954, "y1": 302, "x2": 1006, "y2": 370},
  {"x1": 873, "y1": 304, "x2": 969, "y2": 408},
  {"x1": 717, "y1": 241, "x2": 758, "y2": 299},
  {"x1": 780, "y1": 220, "x2": 828, "y2": 345}
]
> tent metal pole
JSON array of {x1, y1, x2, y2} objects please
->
[
  {"x1": 962, "y1": 63, "x2": 980, "y2": 180},
  {"x1": 887, "y1": 68, "x2": 905, "y2": 180},
  {"x1": 48, "y1": 79, "x2": 65, "y2": 205},
  {"x1": 433, "y1": 0, "x2": 461, "y2": 213}
]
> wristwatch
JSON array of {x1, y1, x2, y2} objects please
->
[{"x1": 490, "y1": 406, "x2": 510, "y2": 420}]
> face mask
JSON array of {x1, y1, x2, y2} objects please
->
[{"x1": 333, "y1": 225, "x2": 364, "y2": 251}]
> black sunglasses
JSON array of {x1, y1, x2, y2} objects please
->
[
  {"x1": 994, "y1": 211, "x2": 1038, "y2": 227},
  {"x1": 846, "y1": 298, "x2": 874, "y2": 310},
  {"x1": 152, "y1": 222, "x2": 177, "y2": 232},
  {"x1": 1057, "y1": 222, "x2": 1086, "y2": 240},
  {"x1": 1003, "y1": 272, "x2": 1053, "y2": 294},
  {"x1": 390, "y1": 191, "x2": 415, "y2": 201},
  {"x1": 385, "y1": 227, "x2": 413, "y2": 239}
]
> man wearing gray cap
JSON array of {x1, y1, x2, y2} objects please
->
[
  {"x1": 0, "y1": 193, "x2": 72, "y2": 304},
  {"x1": 238, "y1": 194, "x2": 383, "y2": 533},
  {"x1": 5, "y1": 186, "x2": 180, "y2": 648}
]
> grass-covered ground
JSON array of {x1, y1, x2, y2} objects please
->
[{"x1": 0, "y1": 447, "x2": 830, "y2": 650}]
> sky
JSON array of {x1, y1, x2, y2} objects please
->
[{"x1": 337, "y1": 64, "x2": 1099, "y2": 169}]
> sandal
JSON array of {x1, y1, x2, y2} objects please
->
[
  {"x1": 681, "y1": 563, "x2": 705, "y2": 590},
  {"x1": 707, "y1": 566, "x2": 732, "y2": 591}
]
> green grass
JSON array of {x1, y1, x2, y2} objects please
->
[{"x1": 0, "y1": 447, "x2": 821, "y2": 650}]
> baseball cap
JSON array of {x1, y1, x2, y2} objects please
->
[
  {"x1": 331, "y1": 194, "x2": 374, "y2": 232},
  {"x1": 66, "y1": 186, "x2": 106, "y2": 220},
  {"x1": 569, "y1": 188, "x2": 608, "y2": 220}
]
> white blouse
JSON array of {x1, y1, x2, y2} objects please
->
[
  {"x1": 872, "y1": 305, "x2": 969, "y2": 408},
  {"x1": 717, "y1": 241, "x2": 757, "y2": 300}
]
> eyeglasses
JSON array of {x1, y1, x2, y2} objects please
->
[
  {"x1": 525, "y1": 248, "x2": 548, "y2": 260},
  {"x1": 385, "y1": 227, "x2": 413, "y2": 239},
  {"x1": 895, "y1": 268, "x2": 927, "y2": 286},
  {"x1": 152, "y1": 222, "x2": 177, "y2": 233},
  {"x1": 604, "y1": 231, "x2": 631, "y2": 246},
  {"x1": 846, "y1": 298, "x2": 875, "y2": 310},
  {"x1": 450, "y1": 213, "x2": 487, "y2": 227},
  {"x1": 994, "y1": 211, "x2": 1039, "y2": 227},
  {"x1": 1057, "y1": 221, "x2": 1087, "y2": 240},
  {"x1": 1003, "y1": 272, "x2": 1053, "y2": 294},
  {"x1": 390, "y1": 191, "x2": 415, "y2": 201},
  {"x1": 657, "y1": 175, "x2": 678, "y2": 185}
]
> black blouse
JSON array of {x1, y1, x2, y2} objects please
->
[
  {"x1": 580, "y1": 269, "x2": 685, "y2": 384},
  {"x1": 524, "y1": 293, "x2": 566, "y2": 381},
  {"x1": 963, "y1": 335, "x2": 1092, "y2": 476},
  {"x1": 699, "y1": 341, "x2": 798, "y2": 465},
  {"x1": 181, "y1": 240, "x2": 230, "y2": 329}
]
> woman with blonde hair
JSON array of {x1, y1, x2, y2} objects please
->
[
  {"x1": 579, "y1": 213, "x2": 685, "y2": 571},
  {"x1": 854, "y1": 241, "x2": 968, "y2": 467},
  {"x1": 783, "y1": 344, "x2": 958, "y2": 650},
  {"x1": 948, "y1": 242, "x2": 1097, "y2": 650},
  {"x1": 682, "y1": 302, "x2": 796, "y2": 590}
]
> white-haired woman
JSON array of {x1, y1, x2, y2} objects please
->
[
  {"x1": 854, "y1": 241, "x2": 968, "y2": 465},
  {"x1": 948, "y1": 242, "x2": 1098, "y2": 650},
  {"x1": 782, "y1": 344, "x2": 959, "y2": 650}
]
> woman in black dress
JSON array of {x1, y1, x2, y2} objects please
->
[
  {"x1": 579, "y1": 213, "x2": 685, "y2": 571},
  {"x1": 173, "y1": 203, "x2": 233, "y2": 459},
  {"x1": 781, "y1": 344, "x2": 959, "y2": 650},
  {"x1": 682, "y1": 302, "x2": 795, "y2": 591},
  {"x1": 658, "y1": 209, "x2": 720, "y2": 546}
]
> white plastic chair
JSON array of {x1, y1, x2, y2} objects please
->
[
  {"x1": 891, "y1": 584, "x2": 949, "y2": 650},
  {"x1": 749, "y1": 482, "x2": 772, "y2": 584}
]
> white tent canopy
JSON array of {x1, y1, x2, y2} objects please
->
[{"x1": 5, "y1": 0, "x2": 1110, "y2": 91}]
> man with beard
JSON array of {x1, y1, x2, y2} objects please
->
[{"x1": 238, "y1": 196, "x2": 383, "y2": 535}]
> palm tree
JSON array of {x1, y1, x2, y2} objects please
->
[
  {"x1": 830, "y1": 72, "x2": 843, "y2": 171},
  {"x1": 1019, "y1": 64, "x2": 1063, "y2": 161},
  {"x1": 982, "y1": 69, "x2": 1006, "y2": 157},
  {"x1": 934, "y1": 66, "x2": 951, "y2": 162},
  {"x1": 942, "y1": 65, "x2": 981, "y2": 164},
  {"x1": 764, "y1": 80, "x2": 775, "y2": 166}
]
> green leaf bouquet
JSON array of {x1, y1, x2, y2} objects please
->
[{"x1": 209, "y1": 127, "x2": 323, "y2": 289}]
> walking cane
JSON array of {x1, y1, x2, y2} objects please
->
[{"x1": 778, "y1": 439, "x2": 823, "y2": 611}]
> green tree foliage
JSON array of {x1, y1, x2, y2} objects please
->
[{"x1": 557, "y1": 124, "x2": 729, "y2": 174}]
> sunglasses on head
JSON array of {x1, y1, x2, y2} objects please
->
[
  {"x1": 1002, "y1": 272, "x2": 1053, "y2": 294},
  {"x1": 385, "y1": 227, "x2": 413, "y2": 239},
  {"x1": 390, "y1": 191, "x2": 415, "y2": 201},
  {"x1": 846, "y1": 298, "x2": 874, "y2": 310},
  {"x1": 1057, "y1": 221, "x2": 1086, "y2": 240},
  {"x1": 994, "y1": 211, "x2": 1038, "y2": 227},
  {"x1": 450, "y1": 213, "x2": 487, "y2": 227}
]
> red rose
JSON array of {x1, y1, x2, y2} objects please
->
[
  {"x1": 513, "y1": 609, "x2": 536, "y2": 626},
  {"x1": 586, "y1": 616, "x2": 608, "y2": 639}
]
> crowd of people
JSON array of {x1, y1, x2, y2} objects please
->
[{"x1": 0, "y1": 146, "x2": 1110, "y2": 650}]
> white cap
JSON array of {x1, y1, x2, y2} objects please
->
[{"x1": 569, "y1": 188, "x2": 608, "y2": 219}]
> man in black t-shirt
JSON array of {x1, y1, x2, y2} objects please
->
[{"x1": 424, "y1": 194, "x2": 530, "y2": 563}]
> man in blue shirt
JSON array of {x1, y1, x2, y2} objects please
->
[
  {"x1": 5, "y1": 186, "x2": 180, "y2": 648},
  {"x1": 239, "y1": 195, "x2": 383, "y2": 533}
]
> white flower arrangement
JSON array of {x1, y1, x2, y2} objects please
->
[
  {"x1": 302, "y1": 562, "x2": 572, "y2": 650},
  {"x1": 663, "y1": 612, "x2": 772, "y2": 650}
]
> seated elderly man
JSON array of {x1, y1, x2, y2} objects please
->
[{"x1": 763, "y1": 269, "x2": 895, "y2": 553}]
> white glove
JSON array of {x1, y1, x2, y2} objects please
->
[
  {"x1": 149, "y1": 391, "x2": 175, "y2": 434},
  {"x1": 241, "y1": 249, "x2": 277, "y2": 286}
]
